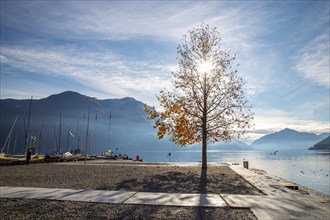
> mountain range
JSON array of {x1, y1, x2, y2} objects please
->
[
  {"x1": 0, "y1": 91, "x2": 252, "y2": 154},
  {"x1": 250, "y1": 128, "x2": 327, "y2": 150}
]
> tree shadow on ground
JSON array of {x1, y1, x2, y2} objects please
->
[
  {"x1": 113, "y1": 171, "x2": 200, "y2": 193},
  {"x1": 197, "y1": 168, "x2": 207, "y2": 219},
  {"x1": 106, "y1": 167, "x2": 262, "y2": 195}
]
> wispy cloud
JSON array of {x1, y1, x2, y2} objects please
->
[
  {"x1": 2, "y1": 1, "x2": 271, "y2": 44},
  {"x1": 2, "y1": 1, "x2": 213, "y2": 41},
  {"x1": 1, "y1": 1, "x2": 276, "y2": 104},
  {"x1": 293, "y1": 33, "x2": 330, "y2": 88},
  {"x1": 1, "y1": 45, "x2": 172, "y2": 105},
  {"x1": 0, "y1": 55, "x2": 8, "y2": 63}
]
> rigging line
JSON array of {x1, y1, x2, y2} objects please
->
[{"x1": 1, "y1": 115, "x2": 18, "y2": 153}]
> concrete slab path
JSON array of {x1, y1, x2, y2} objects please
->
[
  {"x1": 124, "y1": 192, "x2": 226, "y2": 207},
  {"x1": 59, "y1": 190, "x2": 137, "y2": 203},
  {"x1": 0, "y1": 186, "x2": 227, "y2": 208},
  {"x1": 0, "y1": 186, "x2": 84, "y2": 200}
]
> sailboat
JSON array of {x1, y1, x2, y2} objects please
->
[
  {"x1": 0, "y1": 97, "x2": 45, "y2": 165},
  {"x1": 0, "y1": 115, "x2": 25, "y2": 165}
]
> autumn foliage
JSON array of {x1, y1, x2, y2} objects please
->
[{"x1": 145, "y1": 24, "x2": 254, "y2": 168}]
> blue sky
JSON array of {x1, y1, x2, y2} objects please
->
[{"x1": 0, "y1": 0, "x2": 329, "y2": 141}]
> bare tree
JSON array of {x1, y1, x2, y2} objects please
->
[{"x1": 145, "y1": 24, "x2": 254, "y2": 169}]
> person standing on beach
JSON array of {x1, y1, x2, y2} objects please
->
[{"x1": 26, "y1": 149, "x2": 32, "y2": 165}]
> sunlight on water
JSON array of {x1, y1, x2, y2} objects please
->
[{"x1": 130, "y1": 149, "x2": 330, "y2": 196}]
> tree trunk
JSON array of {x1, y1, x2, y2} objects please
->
[
  {"x1": 202, "y1": 129, "x2": 207, "y2": 169},
  {"x1": 202, "y1": 74, "x2": 207, "y2": 169}
]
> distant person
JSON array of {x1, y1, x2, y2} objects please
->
[
  {"x1": 136, "y1": 155, "x2": 140, "y2": 161},
  {"x1": 167, "y1": 152, "x2": 171, "y2": 162},
  {"x1": 26, "y1": 149, "x2": 32, "y2": 165}
]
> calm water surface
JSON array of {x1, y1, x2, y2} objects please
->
[{"x1": 128, "y1": 149, "x2": 330, "y2": 196}]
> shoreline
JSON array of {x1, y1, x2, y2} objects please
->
[{"x1": 249, "y1": 167, "x2": 330, "y2": 198}]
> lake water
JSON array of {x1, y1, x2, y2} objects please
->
[{"x1": 127, "y1": 149, "x2": 330, "y2": 196}]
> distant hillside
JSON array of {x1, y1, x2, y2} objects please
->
[
  {"x1": 309, "y1": 136, "x2": 330, "y2": 150},
  {"x1": 213, "y1": 139, "x2": 253, "y2": 150},
  {"x1": 250, "y1": 128, "x2": 324, "y2": 150},
  {"x1": 195, "y1": 139, "x2": 253, "y2": 150},
  {"x1": 318, "y1": 133, "x2": 330, "y2": 139},
  {"x1": 0, "y1": 91, "x2": 252, "y2": 154}
]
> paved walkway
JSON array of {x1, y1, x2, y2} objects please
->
[
  {"x1": 1, "y1": 165, "x2": 329, "y2": 220},
  {"x1": 0, "y1": 186, "x2": 227, "y2": 207},
  {"x1": 227, "y1": 165, "x2": 330, "y2": 220}
]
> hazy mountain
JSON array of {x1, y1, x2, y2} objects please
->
[
  {"x1": 318, "y1": 133, "x2": 330, "y2": 139},
  {"x1": 309, "y1": 136, "x2": 330, "y2": 151},
  {"x1": 0, "y1": 91, "x2": 252, "y2": 154},
  {"x1": 190, "y1": 139, "x2": 253, "y2": 151},
  {"x1": 250, "y1": 128, "x2": 324, "y2": 150},
  {"x1": 213, "y1": 139, "x2": 253, "y2": 150}
]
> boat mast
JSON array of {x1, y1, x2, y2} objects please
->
[
  {"x1": 93, "y1": 112, "x2": 98, "y2": 153},
  {"x1": 38, "y1": 119, "x2": 44, "y2": 154},
  {"x1": 13, "y1": 132, "x2": 18, "y2": 155},
  {"x1": 77, "y1": 119, "x2": 80, "y2": 153},
  {"x1": 84, "y1": 104, "x2": 90, "y2": 164},
  {"x1": 66, "y1": 129, "x2": 70, "y2": 152},
  {"x1": 53, "y1": 123, "x2": 57, "y2": 152},
  {"x1": 58, "y1": 112, "x2": 62, "y2": 152},
  {"x1": 108, "y1": 112, "x2": 111, "y2": 150},
  {"x1": 1, "y1": 115, "x2": 18, "y2": 153},
  {"x1": 6, "y1": 133, "x2": 11, "y2": 154},
  {"x1": 24, "y1": 96, "x2": 33, "y2": 152}
]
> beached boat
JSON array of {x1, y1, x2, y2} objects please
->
[
  {"x1": 97, "y1": 150, "x2": 116, "y2": 160},
  {"x1": 0, "y1": 153, "x2": 23, "y2": 165},
  {"x1": 62, "y1": 152, "x2": 82, "y2": 161},
  {"x1": 0, "y1": 153, "x2": 46, "y2": 165},
  {"x1": 30, "y1": 154, "x2": 45, "y2": 163},
  {"x1": 44, "y1": 152, "x2": 63, "y2": 162}
]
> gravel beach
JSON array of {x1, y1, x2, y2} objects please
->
[{"x1": 0, "y1": 161, "x2": 259, "y2": 219}]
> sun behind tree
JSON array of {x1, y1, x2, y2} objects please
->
[{"x1": 145, "y1": 23, "x2": 254, "y2": 169}]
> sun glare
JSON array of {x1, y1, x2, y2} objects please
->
[{"x1": 198, "y1": 60, "x2": 213, "y2": 73}]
